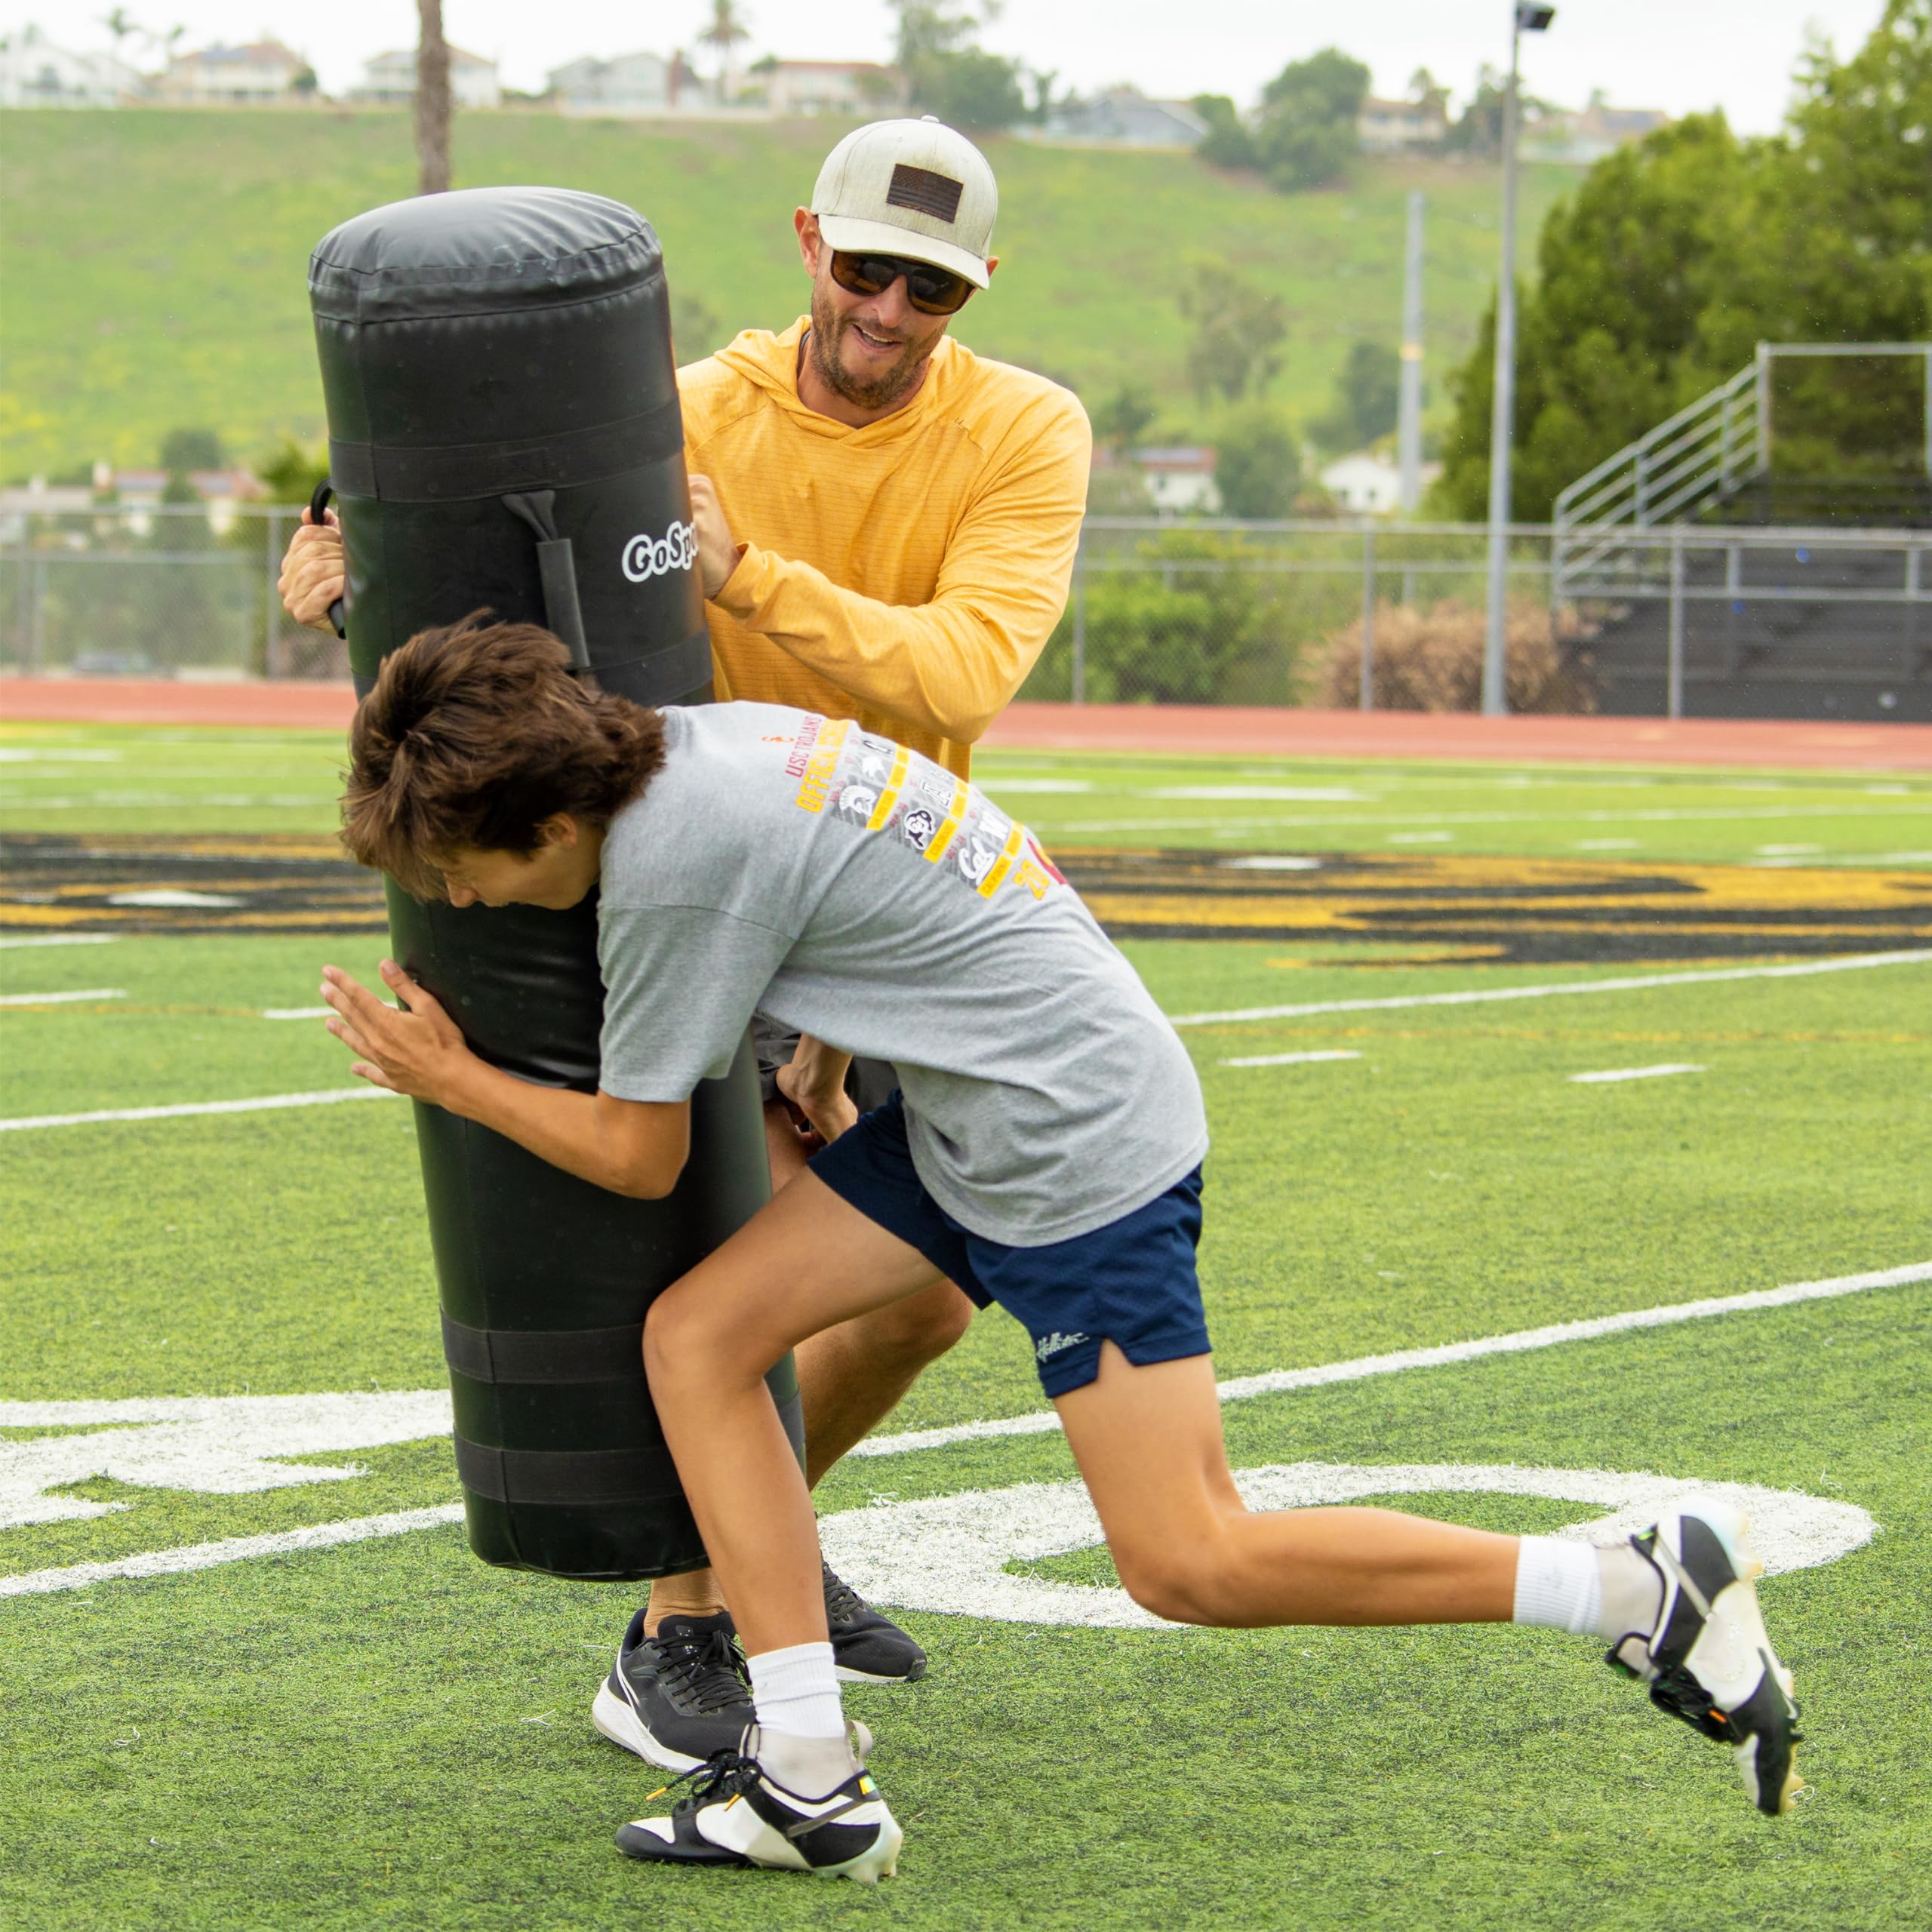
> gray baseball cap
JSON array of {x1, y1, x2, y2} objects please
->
[{"x1": 811, "y1": 116, "x2": 998, "y2": 289}]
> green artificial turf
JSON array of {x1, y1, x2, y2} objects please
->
[
  {"x1": 2, "y1": 731, "x2": 1929, "y2": 1927},
  {"x1": 4, "y1": 721, "x2": 1930, "y2": 865},
  {"x1": 0, "y1": 109, "x2": 1572, "y2": 478}
]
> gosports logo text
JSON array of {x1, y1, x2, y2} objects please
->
[{"x1": 621, "y1": 519, "x2": 698, "y2": 583}]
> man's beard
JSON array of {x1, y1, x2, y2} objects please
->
[{"x1": 808, "y1": 283, "x2": 934, "y2": 412}]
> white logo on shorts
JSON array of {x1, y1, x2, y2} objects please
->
[
  {"x1": 1034, "y1": 1331, "x2": 1089, "y2": 1362},
  {"x1": 621, "y1": 519, "x2": 698, "y2": 583}
]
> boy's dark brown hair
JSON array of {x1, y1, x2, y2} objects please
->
[{"x1": 341, "y1": 616, "x2": 666, "y2": 897}]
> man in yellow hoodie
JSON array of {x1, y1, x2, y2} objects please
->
[{"x1": 279, "y1": 118, "x2": 1091, "y2": 1764}]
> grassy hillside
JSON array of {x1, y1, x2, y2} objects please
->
[{"x1": 0, "y1": 107, "x2": 1572, "y2": 479}]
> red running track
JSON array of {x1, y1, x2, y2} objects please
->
[{"x1": 6, "y1": 678, "x2": 1932, "y2": 771}]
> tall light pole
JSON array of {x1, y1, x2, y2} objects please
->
[
  {"x1": 1397, "y1": 191, "x2": 1426, "y2": 512},
  {"x1": 1481, "y1": 2, "x2": 1554, "y2": 715}
]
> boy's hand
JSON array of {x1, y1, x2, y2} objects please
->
[
  {"x1": 279, "y1": 508, "x2": 346, "y2": 633},
  {"x1": 775, "y1": 1034, "x2": 858, "y2": 1147},
  {"x1": 320, "y1": 961, "x2": 478, "y2": 1110}
]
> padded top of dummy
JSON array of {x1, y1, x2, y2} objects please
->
[{"x1": 310, "y1": 186, "x2": 661, "y2": 323}]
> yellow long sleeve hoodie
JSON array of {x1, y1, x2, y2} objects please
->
[{"x1": 678, "y1": 318, "x2": 1091, "y2": 778}]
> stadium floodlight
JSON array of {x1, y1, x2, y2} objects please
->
[{"x1": 1484, "y1": 3, "x2": 1556, "y2": 714}]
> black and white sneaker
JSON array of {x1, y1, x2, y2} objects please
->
[
  {"x1": 592, "y1": 1610, "x2": 755, "y2": 1774},
  {"x1": 1607, "y1": 1500, "x2": 1804, "y2": 1816},
  {"x1": 617, "y1": 1724, "x2": 903, "y2": 1884},
  {"x1": 823, "y1": 1562, "x2": 927, "y2": 1684}
]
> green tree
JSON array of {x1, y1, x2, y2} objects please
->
[
  {"x1": 1180, "y1": 269, "x2": 1287, "y2": 404},
  {"x1": 888, "y1": 2, "x2": 1024, "y2": 129},
  {"x1": 1253, "y1": 48, "x2": 1370, "y2": 191},
  {"x1": 1190, "y1": 94, "x2": 1257, "y2": 170},
  {"x1": 1212, "y1": 408, "x2": 1301, "y2": 518},
  {"x1": 1314, "y1": 341, "x2": 1401, "y2": 451},
  {"x1": 697, "y1": 0, "x2": 752, "y2": 104},
  {"x1": 160, "y1": 427, "x2": 223, "y2": 473},
  {"x1": 1094, "y1": 382, "x2": 1158, "y2": 457}
]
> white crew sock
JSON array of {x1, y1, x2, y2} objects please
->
[
  {"x1": 1511, "y1": 1535, "x2": 1603, "y2": 1635},
  {"x1": 746, "y1": 1642, "x2": 854, "y2": 1798}
]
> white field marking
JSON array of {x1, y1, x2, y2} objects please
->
[
  {"x1": 0, "y1": 1086, "x2": 398, "y2": 1133},
  {"x1": 0, "y1": 749, "x2": 123, "y2": 762},
  {"x1": 1143, "y1": 786, "x2": 1371, "y2": 802},
  {"x1": 1570, "y1": 1063, "x2": 1706, "y2": 1084},
  {"x1": 1054, "y1": 803, "x2": 1930, "y2": 835},
  {"x1": 848, "y1": 1259, "x2": 1932, "y2": 1459},
  {"x1": 822, "y1": 1465, "x2": 1876, "y2": 1628},
  {"x1": 0, "y1": 988, "x2": 125, "y2": 1007},
  {"x1": 0, "y1": 1390, "x2": 457, "y2": 1527},
  {"x1": 980, "y1": 778, "x2": 1094, "y2": 794},
  {"x1": 1388, "y1": 830, "x2": 1454, "y2": 843},
  {"x1": 1756, "y1": 844, "x2": 1824, "y2": 857},
  {"x1": 1220, "y1": 1049, "x2": 1363, "y2": 1069},
  {"x1": 263, "y1": 1006, "x2": 332, "y2": 1020},
  {"x1": 106, "y1": 889, "x2": 245, "y2": 909},
  {"x1": 1575, "y1": 838, "x2": 1639, "y2": 850},
  {"x1": 1167, "y1": 947, "x2": 1932, "y2": 1028},
  {"x1": 0, "y1": 1506, "x2": 466, "y2": 1599},
  {"x1": 0, "y1": 934, "x2": 119, "y2": 950},
  {"x1": 1, "y1": 1260, "x2": 1922, "y2": 1595},
  {"x1": 1220, "y1": 854, "x2": 1323, "y2": 870}
]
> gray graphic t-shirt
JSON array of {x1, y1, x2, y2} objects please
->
[{"x1": 595, "y1": 703, "x2": 1208, "y2": 1246}]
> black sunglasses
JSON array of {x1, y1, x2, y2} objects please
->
[{"x1": 829, "y1": 250, "x2": 976, "y2": 317}]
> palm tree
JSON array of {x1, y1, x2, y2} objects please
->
[
  {"x1": 415, "y1": 0, "x2": 451, "y2": 195},
  {"x1": 697, "y1": 0, "x2": 751, "y2": 106}
]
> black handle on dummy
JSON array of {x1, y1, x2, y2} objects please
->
[
  {"x1": 308, "y1": 478, "x2": 348, "y2": 640},
  {"x1": 501, "y1": 491, "x2": 592, "y2": 674}
]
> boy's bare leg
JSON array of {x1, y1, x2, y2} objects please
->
[
  {"x1": 638, "y1": 1103, "x2": 969, "y2": 1632},
  {"x1": 1056, "y1": 1344, "x2": 1516, "y2": 1627},
  {"x1": 644, "y1": 1168, "x2": 948, "y2": 1658}
]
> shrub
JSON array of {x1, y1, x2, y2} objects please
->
[{"x1": 1312, "y1": 598, "x2": 1595, "y2": 713}]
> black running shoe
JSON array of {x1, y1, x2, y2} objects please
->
[
  {"x1": 592, "y1": 1610, "x2": 755, "y2": 1774},
  {"x1": 1605, "y1": 1500, "x2": 1804, "y2": 1816},
  {"x1": 823, "y1": 1562, "x2": 927, "y2": 1684},
  {"x1": 617, "y1": 1725, "x2": 902, "y2": 1884}
]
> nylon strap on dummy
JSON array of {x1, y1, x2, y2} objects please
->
[{"x1": 501, "y1": 491, "x2": 592, "y2": 675}]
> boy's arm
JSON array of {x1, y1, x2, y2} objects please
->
[{"x1": 320, "y1": 962, "x2": 690, "y2": 1199}]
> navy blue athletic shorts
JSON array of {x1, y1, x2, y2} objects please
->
[{"x1": 808, "y1": 1090, "x2": 1211, "y2": 1399}]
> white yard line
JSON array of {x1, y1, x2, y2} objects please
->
[
  {"x1": 3, "y1": 1260, "x2": 1924, "y2": 1594},
  {"x1": 0, "y1": 934, "x2": 119, "y2": 950},
  {"x1": 1168, "y1": 947, "x2": 1932, "y2": 1027},
  {"x1": 1570, "y1": 1063, "x2": 1705, "y2": 1084},
  {"x1": 0, "y1": 1087, "x2": 397, "y2": 1133},
  {"x1": 1220, "y1": 1049, "x2": 1363, "y2": 1069},
  {"x1": 262, "y1": 1007, "x2": 331, "y2": 1020},
  {"x1": 0, "y1": 989, "x2": 125, "y2": 1007},
  {"x1": 0, "y1": 1506, "x2": 465, "y2": 1599},
  {"x1": 850, "y1": 1259, "x2": 1932, "y2": 1457}
]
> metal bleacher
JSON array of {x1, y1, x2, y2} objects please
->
[{"x1": 1552, "y1": 343, "x2": 1932, "y2": 721}]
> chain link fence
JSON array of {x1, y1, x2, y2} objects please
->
[
  {"x1": 1022, "y1": 518, "x2": 1566, "y2": 709},
  {"x1": 5, "y1": 506, "x2": 1921, "y2": 717},
  {"x1": 0, "y1": 504, "x2": 343, "y2": 684}
]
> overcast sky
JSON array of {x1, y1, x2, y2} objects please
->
[{"x1": 8, "y1": 1, "x2": 1887, "y2": 134}]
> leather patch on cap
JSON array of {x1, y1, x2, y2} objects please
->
[{"x1": 886, "y1": 164, "x2": 964, "y2": 223}]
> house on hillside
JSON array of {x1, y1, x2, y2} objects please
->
[
  {"x1": 1356, "y1": 94, "x2": 1448, "y2": 153},
  {"x1": 549, "y1": 51, "x2": 696, "y2": 115},
  {"x1": 754, "y1": 60, "x2": 904, "y2": 115},
  {"x1": 156, "y1": 41, "x2": 307, "y2": 103},
  {"x1": 1133, "y1": 447, "x2": 1221, "y2": 514},
  {"x1": 1029, "y1": 86, "x2": 1206, "y2": 149},
  {"x1": 1523, "y1": 97, "x2": 1669, "y2": 164},
  {"x1": 356, "y1": 45, "x2": 501, "y2": 109},
  {"x1": 1318, "y1": 451, "x2": 1441, "y2": 515},
  {"x1": 0, "y1": 27, "x2": 145, "y2": 106}
]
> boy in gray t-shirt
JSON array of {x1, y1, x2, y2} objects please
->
[{"x1": 325, "y1": 623, "x2": 1804, "y2": 1884}]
